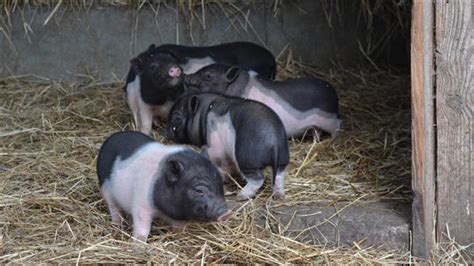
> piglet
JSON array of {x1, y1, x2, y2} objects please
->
[
  {"x1": 125, "y1": 42, "x2": 276, "y2": 135},
  {"x1": 184, "y1": 64, "x2": 342, "y2": 138},
  {"x1": 126, "y1": 50, "x2": 184, "y2": 134},
  {"x1": 97, "y1": 131, "x2": 232, "y2": 242},
  {"x1": 167, "y1": 93, "x2": 290, "y2": 200}
]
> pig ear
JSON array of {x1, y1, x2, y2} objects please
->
[
  {"x1": 161, "y1": 49, "x2": 180, "y2": 61},
  {"x1": 147, "y1": 44, "x2": 156, "y2": 51},
  {"x1": 166, "y1": 159, "x2": 184, "y2": 183},
  {"x1": 130, "y1": 57, "x2": 143, "y2": 75},
  {"x1": 188, "y1": 96, "x2": 200, "y2": 114},
  {"x1": 225, "y1": 66, "x2": 241, "y2": 83}
]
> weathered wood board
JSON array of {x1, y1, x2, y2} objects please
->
[
  {"x1": 411, "y1": 0, "x2": 436, "y2": 258},
  {"x1": 435, "y1": 0, "x2": 473, "y2": 248}
]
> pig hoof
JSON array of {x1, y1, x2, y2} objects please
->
[
  {"x1": 153, "y1": 118, "x2": 161, "y2": 127},
  {"x1": 111, "y1": 215, "x2": 124, "y2": 226},
  {"x1": 170, "y1": 223, "x2": 186, "y2": 233},
  {"x1": 131, "y1": 235, "x2": 148, "y2": 244},
  {"x1": 111, "y1": 220, "x2": 122, "y2": 227},
  {"x1": 217, "y1": 209, "x2": 233, "y2": 221},
  {"x1": 272, "y1": 193, "x2": 285, "y2": 200},
  {"x1": 331, "y1": 129, "x2": 342, "y2": 139},
  {"x1": 236, "y1": 193, "x2": 253, "y2": 201}
]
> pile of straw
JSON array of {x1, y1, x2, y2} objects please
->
[{"x1": 2, "y1": 52, "x2": 470, "y2": 263}]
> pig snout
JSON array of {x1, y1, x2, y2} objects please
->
[
  {"x1": 168, "y1": 66, "x2": 182, "y2": 78},
  {"x1": 198, "y1": 201, "x2": 232, "y2": 222},
  {"x1": 217, "y1": 209, "x2": 233, "y2": 222},
  {"x1": 213, "y1": 202, "x2": 233, "y2": 222}
]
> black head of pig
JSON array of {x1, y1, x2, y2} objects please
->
[
  {"x1": 184, "y1": 64, "x2": 249, "y2": 95},
  {"x1": 166, "y1": 93, "x2": 219, "y2": 146},
  {"x1": 131, "y1": 44, "x2": 184, "y2": 91},
  {"x1": 154, "y1": 150, "x2": 232, "y2": 222},
  {"x1": 166, "y1": 95, "x2": 205, "y2": 146}
]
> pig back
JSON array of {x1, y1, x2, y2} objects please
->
[
  {"x1": 230, "y1": 99, "x2": 288, "y2": 145},
  {"x1": 210, "y1": 97, "x2": 289, "y2": 168},
  {"x1": 159, "y1": 42, "x2": 276, "y2": 79},
  {"x1": 257, "y1": 76, "x2": 339, "y2": 114},
  {"x1": 97, "y1": 131, "x2": 155, "y2": 186}
]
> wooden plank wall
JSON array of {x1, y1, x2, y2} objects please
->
[
  {"x1": 411, "y1": 0, "x2": 436, "y2": 258},
  {"x1": 435, "y1": 0, "x2": 473, "y2": 247}
]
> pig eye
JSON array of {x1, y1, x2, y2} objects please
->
[
  {"x1": 204, "y1": 72, "x2": 213, "y2": 81},
  {"x1": 189, "y1": 186, "x2": 206, "y2": 197},
  {"x1": 150, "y1": 64, "x2": 159, "y2": 71},
  {"x1": 172, "y1": 126, "x2": 177, "y2": 132}
]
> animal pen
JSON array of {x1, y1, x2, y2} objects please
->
[{"x1": 0, "y1": 0, "x2": 472, "y2": 263}]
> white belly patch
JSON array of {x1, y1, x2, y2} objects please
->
[
  {"x1": 205, "y1": 112, "x2": 239, "y2": 174},
  {"x1": 245, "y1": 85, "x2": 341, "y2": 137}
]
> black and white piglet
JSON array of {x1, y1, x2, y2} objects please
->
[
  {"x1": 184, "y1": 64, "x2": 342, "y2": 138},
  {"x1": 167, "y1": 93, "x2": 289, "y2": 200},
  {"x1": 126, "y1": 49, "x2": 184, "y2": 134},
  {"x1": 97, "y1": 131, "x2": 232, "y2": 242},
  {"x1": 125, "y1": 42, "x2": 276, "y2": 135}
]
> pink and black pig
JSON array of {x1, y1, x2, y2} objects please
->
[
  {"x1": 184, "y1": 64, "x2": 342, "y2": 138},
  {"x1": 166, "y1": 93, "x2": 289, "y2": 201},
  {"x1": 125, "y1": 42, "x2": 276, "y2": 135},
  {"x1": 125, "y1": 49, "x2": 184, "y2": 134},
  {"x1": 97, "y1": 131, "x2": 232, "y2": 242}
]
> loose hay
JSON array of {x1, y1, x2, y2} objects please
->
[{"x1": 0, "y1": 52, "x2": 428, "y2": 263}]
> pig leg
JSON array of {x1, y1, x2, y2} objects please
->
[
  {"x1": 202, "y1": 146, "x2": 231, "y2": 183},
  {"x1": 138, "y1": 102, "x2": 154, "y2": 135},
  {"x1": 101, "y1": 189, "x2": 123, "y2": 225},
  {"x1": 216, "y1": 165, "x2": 230, "y2": 183},
  {"x1": 170, "y1": 221, "x2": 187, "y2": 233},
  {"x1": 131, "y1": 207, "x2": 154, "y2": 243},
  {"x1": 218, "y1": 160, "x2": 237, "y2": 183},
  {"x1": 312, "y1": 127, "x2": 322, "y2": 142},
  {"x1": 273, "y1": 168, "x2": 286, "y2": 199},
  {"x1": 125, "y1": 77, "x2": 140, "y2": 125},
  {"x1": 323, "y1": 118, "x2": 342, "y2": 139},
  {"x1": 126, "y1": 87, "x2": 140, "y2": 128},
  {"x1": 314, "y1": 116, "x2": 342, "y2": 139},
  {"x1": 236, "y1": 169, "x2": 265, "y2": 201},
  {"x1": 153, "y1": 118, "x2": 161, "y2": 128},
  {"x1": 331, "y1": 119, "x2": 342, "y2": 138}
]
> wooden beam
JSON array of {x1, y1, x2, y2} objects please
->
[
  {"x1": 435, "y1": 0, "x2": 473, "y2": 248},
  {"x1": 411, "y1": 0, "x2": 436, "y2": 258}
]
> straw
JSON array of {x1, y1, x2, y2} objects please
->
[{"x1": 0, "y1": 49, "x2": 427, "y2": 263}]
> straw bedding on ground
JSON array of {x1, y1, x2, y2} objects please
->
[
  {"x1": 1, "y1": 1, "x2": 471, "y2": 263},
  {"x1": 5, "y1": 51, "x2": 463, "y2": 263}
]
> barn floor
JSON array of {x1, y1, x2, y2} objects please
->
[{"x1": 1, "y1": 54, "x2": 455, "y2": 263}]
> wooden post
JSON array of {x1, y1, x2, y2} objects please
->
[
  {"x1": 435, "y1": 0, "x2": 473, "y2": 247},
  {"x1": 411, "y1": 0, "x2": 436, "y2": 258}
]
